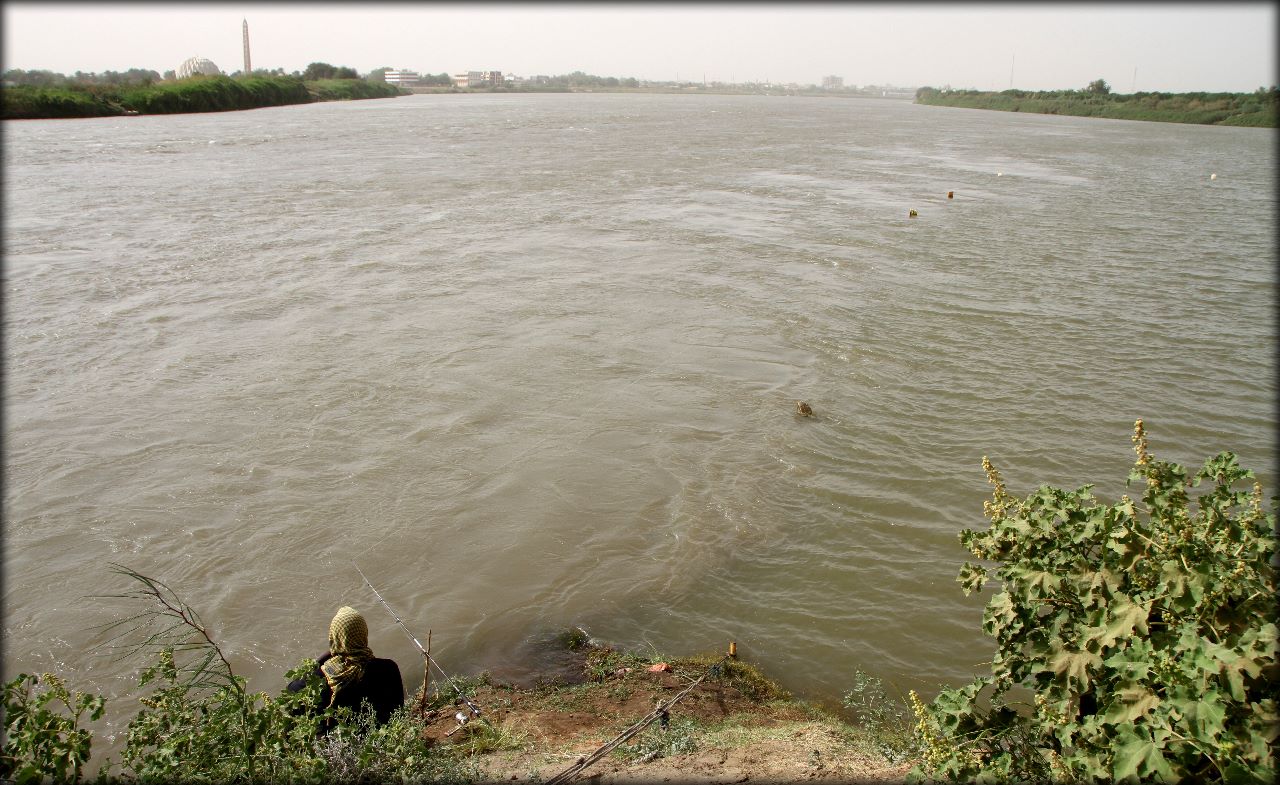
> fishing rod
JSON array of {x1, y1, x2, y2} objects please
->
[{"x1": 353, "y1": 562, "x2": 490, "y2": 729}]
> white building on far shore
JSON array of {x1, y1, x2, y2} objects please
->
[
  {"x1": 176, "y1": 56, "x2": 222, "y2": 79},
  {"x1": 383, "y1": 69, "x2": 421, "y2": 86}
]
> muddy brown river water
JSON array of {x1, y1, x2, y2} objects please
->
[{"x1": 3, "y1": 92, "x2": 1274, "y2": 752}]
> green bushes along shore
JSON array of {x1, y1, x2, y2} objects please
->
[
  {"x1": 915, "y1": 82, "x2": 1278, "y2": 127},
  {"x1": 2, "y1": 74, "x2": 406, "y2": 120}
]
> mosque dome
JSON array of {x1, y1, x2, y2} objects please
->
[{"x1": 176, "y1": 56, "x2": 222, "y2": 79}]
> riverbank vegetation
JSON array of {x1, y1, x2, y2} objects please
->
[
  {"x1": 915, "y1": 80, "x2": 1278, "y2": 127},
  {"x1": 2, "y1": 70, "x2": 405, "y2": 120},
  {"x1": 0, "y1": 566, "x2": 908, "y2": 783},
  {"x1": 915, "y1": 420, "x2": 1277, "y2": 782},
  {"x1": 3, "y1": 423, "x2": 1274, "y2": 782}
]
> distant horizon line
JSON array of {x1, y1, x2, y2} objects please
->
[{"x1": 2, "y1": 62, "x2": 1271, "y2": 95}]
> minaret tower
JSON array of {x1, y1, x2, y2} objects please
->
[{"x1": 242, "y1": 19, "x2": 252, "y2": 75}]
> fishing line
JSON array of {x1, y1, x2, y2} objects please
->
[{"x1": 353, "y1": 561, "x2": 492, "y2": 729}]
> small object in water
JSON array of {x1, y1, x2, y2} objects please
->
[
  {"x1": 996, "y1": 172, "x2": 1002, "y2": 177},
  {"x1": 796, "y1": 401, "x2": 814, "y2": 417},
  {"x1": 908, "y1": 209, "x2": 918, "y2": 218},
  {"x1": 1210, "y1": 173, "x2": 1217, "y2": 180},
  {"x1": 947, "y1": 190, "x2": 954, "y2": 199}
]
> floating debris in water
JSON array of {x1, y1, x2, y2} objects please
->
[{"x1": 796, "y1": 401, "x2": 814, "y2": 417}]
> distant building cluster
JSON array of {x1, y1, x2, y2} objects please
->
[
  {"x1": 171, "y1": 20, "x2": 915, "y2": 96},
  {"x1": 813, "y1": 76, "x2": 917, "y2": 98},
  {"x1": 374, "y1": 68, "x2": 525, "y2": 89},
  {"x1": 451, "y1": 70, "x2": 515, "y2": 88}
]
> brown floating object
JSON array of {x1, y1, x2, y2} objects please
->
[
  {"x1": 796, "y1": 401, "x2": 814, "y2": 416},
  {"x1": 947, "y1": 190, "x2": 954, "y2": 199},
  {"x1": 908, "y1": 209, "x2": 918, "y2": 218}
]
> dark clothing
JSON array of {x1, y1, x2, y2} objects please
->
[{"x1": 288, "y1": 652, "x2": 405, "y2": 728}]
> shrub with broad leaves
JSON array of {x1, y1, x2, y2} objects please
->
[
  {"x1": 911, "y1": 420, "x2": 1277, "y2": 783},
  {"x1": 1, "y1": 672, "x2": 105, "y2": 784}
]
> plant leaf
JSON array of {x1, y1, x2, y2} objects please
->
[
  {"x1": 1089, "y1": 596, "x2": 1150, "y2": 650},
  {"x1": 1047, "y1": 639, "x2": 1100, "y2": 690},
  {"x1": 1102, "y1": 683, "x2": 1160, "y2": 724},
  {"x1": 1112, "y1": 724, "x2": 1175, "y2": 782},
  {"x1": 1179, "y1": 689, "x2": 1228, "y2": 743}
]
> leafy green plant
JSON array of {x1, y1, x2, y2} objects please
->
[
  {"x1": 99, "y1": 564, "x2": 444, "y2": 783},
  {"x1": 841, "y1": 670, "x2": 919, "y2": 764},
  {"x1": 612, "y1": 716, "x2": 699, "y2": 762},
  {"x1": 121, "y1": 652, "x2": 329, "y2": 783},
  {"x1": 317, "y1": 704, "x2": 467, "y2": 784},
  {"x1": 911, "y1": 420, "x2": 1278, "y2": 783},
  {"x1": 0, "y1": 672, "x2": 105, "y2": 783},
  {"x1": 2, "y1": 566, "x2": 469, "y2": 783},
  {"x1": 97, "y1": 564, "x2": 274, "y2": 782}
]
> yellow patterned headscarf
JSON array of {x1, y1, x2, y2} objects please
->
[{"x1": 321, "y1": 606, "x2": 374, "y2": 705}]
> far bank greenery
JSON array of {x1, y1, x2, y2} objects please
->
[
  {"x1": 2, "y1": 71, "x2": 405, "y2": 120},
  {"x1": 915, "y1": 79, "x2": 1278, "y2": 127},
  {"x1": 2, "y1": 423, "x2": 1275, "y2": 783}
]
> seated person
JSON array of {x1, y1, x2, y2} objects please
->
[{"x1": 288, "y1": 605, "x2": 404, "y2": 728}]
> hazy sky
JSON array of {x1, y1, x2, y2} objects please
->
[{"x1": 3, "y1": 3, "x2": 1275, "y2": 92}]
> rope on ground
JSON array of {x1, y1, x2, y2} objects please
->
[{"x1": 544, "y1": 653, "x2": 730, "y2": 785}]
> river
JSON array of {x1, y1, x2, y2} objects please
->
[{"x1": 3, "y1": 92, "x2": 1275, "y2": 749}]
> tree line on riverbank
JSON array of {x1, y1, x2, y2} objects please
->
[
  {"x1": 2, "y1": 61, "x2": 363, "y2": 87},
  {"x1": 915, "y1": 80, "x2": 1278, "y2": 127},
  {"x1": 2, "y1": 66, "x2": 405, "y2": 120}
]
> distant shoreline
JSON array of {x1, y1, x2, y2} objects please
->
[
  {"x1": 914, "y1": 86, "x2": 1277, "y2": 127},
  {"x1": 10, "y1": 79, "x2": 1271, "y2": 127},
  {"x1": 1, "y1": 74, "x2": 407, "y2": 120},
  {"x1": 1, "y1": 81, "x2": 917, "y2": 120},
  {"x1": 405, "y1": 84, "x2": 916, "y2": 99}
]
